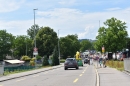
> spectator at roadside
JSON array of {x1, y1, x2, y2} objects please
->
[
  {"x1": 103, "y1": 55, "x2": 107, "y2": 68},
  {"x1": 99, "y1": 57, "x2": 103, "y2": 67}
]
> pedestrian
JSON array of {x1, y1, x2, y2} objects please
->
[
  {"x1": 99, "y1": 57, "x2": 103, "y2": 67},
  {"x1": 103, "y1": 55, "x2": 107, "y2": 68}
]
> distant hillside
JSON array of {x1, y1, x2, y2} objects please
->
[{"x1": 78, "y1": 39, "x2": 96, "y2": 42}]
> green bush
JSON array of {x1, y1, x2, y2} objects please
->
[
  {"x1": 42, "y1": 55, "x2": 49, "y2": 66},
  {"x1": 21, "y1": 55, "x2": 31, "y2": 61},
  {"x1": 30, "y1": 57, "x2": 36, "y2": 66},
  {"x1": 60, "y1": 59, "x2": 65, "y2": 63},
  {"x1": 52, "y1": 47, "x2": 59, "y2": 66},
  {"x1": 36, "y1": 55, "x2": 42, "y2": 60}
]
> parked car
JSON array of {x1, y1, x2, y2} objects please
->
[
  {"x1": 84, "y1": 58, "x2": 90, "y2": 65},
  {"x1": 64, "y1": 58, "x2": 79, "y2": 70},
  {"x1": 77, "y1": 59, "x2": 83, "y2": 66}
]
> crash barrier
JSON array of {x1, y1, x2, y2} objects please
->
[
  {"x1": 124, "y1": 58, "x2": 130, "y2": 72},
  {"x1": 4, "y1": 65, "x2": 35, "y2": 72}
]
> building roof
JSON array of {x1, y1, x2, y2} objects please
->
[{"x1": 4, "y1": 60, "x2": 25, "y2": 64}]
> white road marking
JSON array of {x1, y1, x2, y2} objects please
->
[
  {"x1": 16, "y1": 78, "x2": 26, "y2": 82},
  {"x1": 44, "y1": 72, "x2": 48, "y2": 74},
  {"x1": 79, "y1": 74, "x2": 82, "y2": 76},
  {"x1": 33, "y1": 75, "x2": 39, "y2": 77}
]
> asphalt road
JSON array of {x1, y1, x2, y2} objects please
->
[{"x1": 0, "y1": 64, "x2": 96, "y2": 86}]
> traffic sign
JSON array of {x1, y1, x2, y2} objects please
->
[
  {"x1": 33, "y1": 51, "x2": 38, "y2": 55},
  {"x1": 34, "y1": 47, "x2": 38, "y2": 51},
  {"x1": 102, "y1": 47, "x2": 105, "y2": 53}
]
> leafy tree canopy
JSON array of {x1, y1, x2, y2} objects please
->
[
  {"x1": 13, "y1": 35, "x2": 33, "y2": 58},
  {"x1": 60, "y1": 34, "x2": 80, "y2": 59},
  {"x1": 95, "y1": 17, "x2": 128, "y2": 53},
  {"x1": 80, "y1": 40, "x2": 92, "y2": 52},
  {"x1": 27, "y1": 24, "x2": 40, "y2": 40},
  {"x1": 36, "y1": 26, "x2": 58, "y2": 58},
  {"x1": 0, "y1": 30, "x2": 14, "y2": 60}
]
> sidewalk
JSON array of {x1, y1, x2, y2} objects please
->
[
  {"x1": 94, "y1": 61, "x2": 130, "y2": 86},
  {"x1": 0, "y1": 63, "x2": 64, "y2": 82}
]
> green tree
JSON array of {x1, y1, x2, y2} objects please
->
[
  {"x1": 52, "y1": 46, "x2": 59, "y2": 66},
  {"x1": 42, "y1": 55, "x2": 49, "y2": 66},
  {"x1": 80, "y1": 40, "x2": 92, "y2": 52},
  {"x1": 36, "y1": 27, "x2": 58, "y2": 58},
  {"x1": 13, "y1": 35, "x2": 33, "y2": 58},
  {"x1": 0, "y1": 30, "x2": 14, "y2": 60},
  {"x1": 27, "y1": 24, "x2": 40, "y2": 40},
  {"x1": 60, "y1": 34, "x2": 80, "y2": 59},
  {"x1": 95, "y1": 17, "x2": 128, "y2": 53}
]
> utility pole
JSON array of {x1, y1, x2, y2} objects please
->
[
  {"x1": 33, "y1": 8, "x2": 38, "y2": 68},
  {"x1": 33, "y1": 8, "x2": 38, "y2": 49},
  {"x1": 58, "y1": 29, "x2": 60, "y2": 65}
]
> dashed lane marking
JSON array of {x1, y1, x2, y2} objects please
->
[
  {"x1": 16, "y1": 78, "x2": 26, "y2": 82},
  {"x1": 73, "y1": 78, "x2": 78, "y2": 83},
  {"x1": 79, "y1": 74, "x2": 82, "y2": 76},
  {"x1": 33, "y1": 75, "x2": 39, "y2": 77},
  {"x1": 44, "y1": 72, "x2": 48, "y2": 74}
]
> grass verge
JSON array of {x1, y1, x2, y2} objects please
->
[
  {"x1": 106, "y1": 60, "x2": 124, "y2": 71},
  {"x1": 60, "y1": 59, "x2": 65, "y2": 63},
  {"x1": 4, "y1": 65, "x2": 52, "y2": 76}
]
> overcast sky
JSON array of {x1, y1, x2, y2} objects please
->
[{"x1": 0, "y1": 0, "x2": 130, "y2": 40}]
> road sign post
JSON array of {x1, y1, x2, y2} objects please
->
[
  {"x1": 33, "y1": 47, "x2": 38, "y2": 68},
  {"x1": 102, "y1": 46, "x2": 105, "y2": 53},
  {"x1": 33, "y1": 47, "x2": 38, "y2": 55}
]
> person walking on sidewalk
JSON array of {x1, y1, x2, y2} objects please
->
[
  {"x1": 103, "y1": 55, "x2": 107, "y2": 68},
  {"x1": 99, "y1": 57, "x2": 103, "y2": 67}
]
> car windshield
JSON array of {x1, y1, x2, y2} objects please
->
[{"x1": 66, "y1": 59, "x2": 75, "y2": 62}]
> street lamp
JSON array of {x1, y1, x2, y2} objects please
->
[
  {"x1": 58, "y1": 29, "x2": 60, "y2": 64},
  {"x1": 26, "y1": 39, "x2": 27, "y2": 56},
  {"x1": 33, "y1": 8, "x2": 38, "y2": 49},
  {"x1": 33, "y1": 8, "x2": 38, "y2": 68}
]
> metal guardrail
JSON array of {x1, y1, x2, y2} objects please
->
[{"x1": 124, "y1": 58, "x2": 130, "y2": 72}]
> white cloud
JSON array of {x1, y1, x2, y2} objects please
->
[
  {"x1": 0, "y1": 20, "x2": 33, "y2": 35},
  {"x1": 58, "y1": 0, "x2": 76, "y2": 5},
  {"x1": 0, "y1": 0, "x2": 25, "y2": 13},
  {"x1": 1, "y1": 7, "x2": 130, "y2": 39},
  {"x1": 37, "y1": 7, "x2": 130, "y2": 39},
  {"x1": 105, "y1": 7, "x2": 122, "y2": 11}
]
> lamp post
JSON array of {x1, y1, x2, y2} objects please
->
[
  {"x1": 33, "y1": 8, "x2": 38, "y2": 68},
  {"x1": 58, "y1": 29, "x2": 60, "y2": 65},
  {"x1": 26, "y1": 39, "x2": 27, "y2": 56},
  {"x1": 33, "y1": 8, "x2": 38, "y2": 49}
]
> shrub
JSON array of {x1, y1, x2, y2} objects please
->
[
  {"x1": 52, "y1": 47, "x2": 59, "y2": 66},
  {"x1": 36, "y1": 55, "x2": 42, "y2": 60},
  {"x1": 21, "y1": 56, "x2": 31, "y2": 61},
  {"x1": 30, "y1": 57, "x2": 36, "y2": 66},
  {"x1": 42, "y1": 55, "x2": 49, "y2": 66}
]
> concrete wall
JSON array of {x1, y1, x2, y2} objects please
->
[
  {"x1": 0, "y1": 61, "x2": 4, "y2": 75},
  {"x1": 124, "y1": 58, "x2": 130, "y2": 72}
]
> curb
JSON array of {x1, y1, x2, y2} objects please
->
[
  {"x1": 0, "y1": 65, "x2": 63, "y2": 82},
  {"x1": 123, "y1": 71, "x2": 130, "y2": 76}
]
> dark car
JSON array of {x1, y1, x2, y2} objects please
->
[
  {"x1": 84, "y1": 58, "x2": 90, "y2": 65},
  {"x1": 64, "y1": 58, "x2": 79, "y2": 70}
]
